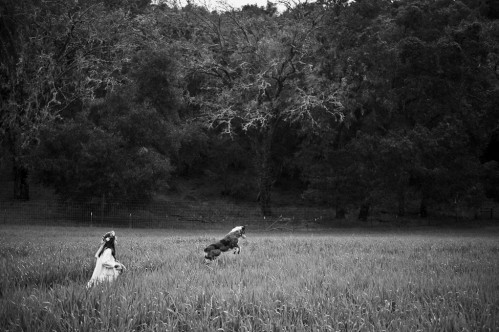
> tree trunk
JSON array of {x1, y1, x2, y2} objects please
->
[
  {"x1": 397, "y1": 187, "x2": 405, "y2": 217},
  {"x1": 358, "y1": 201, "x2": 370, "y2": 221},
  {"x1": 255, "y1": 129, "x2": 274, "y2": 217},
  {"x1": 9, "y1": 131, "x2": 30, "y2": 200},
  {"x1": 335, "y1": 198, "x2": 346, "y2": 219},
  {"x1": 258, "y1": 177, "x2": 272, "y2": 216},
  {"x1": 335, "y1": 207, "x2": 346, "y2": 219},
  {"x1": 419, "y1": 191, "x2": 428, "y2": 218},
  {"x1": 13, "y1": 162, "x2": 29, "y2": 200},
  {"x1": 397, "y1": 172, "x2": 408, "y2": 217}
]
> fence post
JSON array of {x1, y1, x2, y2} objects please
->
[
  {"x1": 101, "y1": 194, "x2": 105, "y2": 224},
  {"x1": 90, "y1": 211, "x2": 93, "y2": 227},
  {"x1": 129, "y1": 213, "x2": 132, "y2": 228}
]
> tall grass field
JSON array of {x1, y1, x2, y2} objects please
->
[{"x1": 1, "y1": 225, "x2": 498, "y2": 331}]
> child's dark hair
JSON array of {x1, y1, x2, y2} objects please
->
[{"x1": 98, "y1": 231, "x2": 116, "y2": 258}]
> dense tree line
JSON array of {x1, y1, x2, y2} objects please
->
[{"x1": 1, "y1": 0, "x2": 498, "y2": 219}]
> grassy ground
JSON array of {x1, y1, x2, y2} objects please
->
[{"x1": 0, "y1": 225, "x2": 498, "y2": 331}]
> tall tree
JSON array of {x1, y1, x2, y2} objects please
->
[
  {"x1": 182, "y1": 4, "x2": 344, "y2": 215},
  {"x1": 31, "y1": 14, "x2": 184, "y2": 203},
  {"x1": 313, "y1": 0, "x2": 499, "y2": 219},
  {"x1": 0, "y1": 0, "x2": 132, "y2": 199}
]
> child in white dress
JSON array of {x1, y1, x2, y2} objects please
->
[{"x1": 87, "y1": 231, "x2": 125, "y2": 288}]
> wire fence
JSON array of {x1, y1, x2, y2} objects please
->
[
  {"x1": 0, "y1": 198, "x2": 342, "y2": 230},
  {"x1": 1, "y1": 177, "x2": 497, "y2": 229}
]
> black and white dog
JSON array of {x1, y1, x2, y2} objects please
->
[{"x1": 204, "y1": 226, "x2": 246, "y2": 263}]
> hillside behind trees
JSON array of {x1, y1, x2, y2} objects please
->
[{"x1": 1, "y1": 0, "x2": 499, "y2": 223}]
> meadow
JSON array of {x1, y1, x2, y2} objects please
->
[{"x1": 0, "y1": 225, "x2": 498, "y2": 331}]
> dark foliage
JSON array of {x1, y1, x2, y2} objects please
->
[{"x1": 1, "y1": 0, "x2": 498, "y2": 220}]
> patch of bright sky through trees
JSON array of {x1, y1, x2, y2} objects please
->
[{"x1": 153, "y1": 0, "x2": 310, "y2": 13}]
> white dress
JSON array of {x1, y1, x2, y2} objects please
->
[{"x1": 87, "y1": 248, "x2": 124, "y2": 288}]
